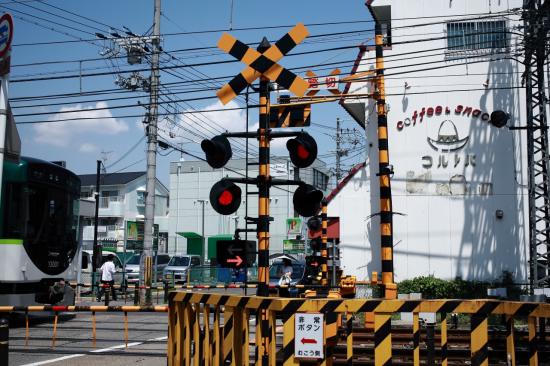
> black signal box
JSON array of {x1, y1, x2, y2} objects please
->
[{"x1": 216, "y1": 240, "x2": 256, "y2": 269}]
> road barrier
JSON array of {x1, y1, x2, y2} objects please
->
[
  {"x1": 168, "y1": 292, "x2": 550, "y2": 366},
  {"x1": 0, "y1": 305, "x2": 167, "y2": 349}
]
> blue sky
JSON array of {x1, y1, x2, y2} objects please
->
[{"x1": 5, "y1": 0, "x2": 371, "y2": 186}]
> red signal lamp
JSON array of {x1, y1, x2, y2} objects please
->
[
  {"x1": 201, "y1": 135, "x2": 233, "y2": 169},
  {"x1": 210, "y1": 179, "x2": 241, "y2": 215},
  {"x1": 287, "y1": 132, "x2": 317, "y2": 168}
]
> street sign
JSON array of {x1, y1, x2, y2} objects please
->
[
  {"x1": 295, "y1": 313, "x2": 324, "y2": 359},
  {"x1": 0, "y1": 13, "x2": 13, "y2": 60},
  {"x1": 306, "y1": 69, "x2": 341, "y2": 96},
  {"x1": 216, "y1": 239, "x2": 255, "y2": 268},
  {"x1": 216, "y1": 23, "x2": 310, "y2": 105}
]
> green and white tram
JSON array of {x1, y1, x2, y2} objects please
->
[{"x1": 0, "y1": 157, "x2": 81, "y2": 306}]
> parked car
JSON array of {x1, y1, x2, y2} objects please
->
[
  {"x1": 163, "y1": 255, "x2": 202, "y2": 283},
  {"x1": 125, "y1": 253, "x2": 171, "y2": 284}
]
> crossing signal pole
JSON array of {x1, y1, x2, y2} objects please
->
[
  {"x1": 374, "y1": 22, "x2": 397, "y2": 300},
  {"x1": 206, "y1": 24, "x2": 325, "y2": 366}
]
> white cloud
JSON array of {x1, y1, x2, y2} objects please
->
[
  {"x1": 33, "y1": 102, "x2": 128, "y2": 147},
  {"x1": 79, "y1": 143, "x2": 98, "y2": 153},
  {"x1": 158, "y1": 100, "x2": 246, "y2": 144}
]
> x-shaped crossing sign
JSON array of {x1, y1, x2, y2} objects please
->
[{"x1": 216, "y1": 23, "x2": 310, "y2": 105}]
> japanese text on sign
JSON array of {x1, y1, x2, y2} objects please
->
[{"x1": 294, "y1": 312, "x2": 324, "y2": 359}]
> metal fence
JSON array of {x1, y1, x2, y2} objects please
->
[{"x1": 168, "y1": 292, "x2": 550, "y2": 366}]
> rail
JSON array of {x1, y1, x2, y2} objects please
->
[{"x1": 168, "y1": 292, "x2": 550, "y2": 366}]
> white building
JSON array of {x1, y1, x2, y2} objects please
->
[
  {"x1": 168, "y1": 158, "x2": 330, "y2": 258},
  {"x1": 79, "y1": 172, "x2": 170, "y2": 252},
  {"x1": 332, "y1": 0, "x2": 530, "y2": 283}
]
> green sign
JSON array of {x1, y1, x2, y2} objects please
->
[
  {"x1": 126, "y1": 221, "x2": 159, "y2": 251},
  {"x1": 283, "y1": 239, "x2": 304, "y2": 254},
  {"x1": 287, "y1": 217, "x2": 302, "y2": 236}
]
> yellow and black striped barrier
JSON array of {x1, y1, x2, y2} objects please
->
[{"x1": 168, "y1": 292, "x2": 550, "y2": 366}]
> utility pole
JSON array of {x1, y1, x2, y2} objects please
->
[
  {"x1": 335, "y1": 117, "x2": 342, "y2": 183},
  {"x1": 195, "y1": 199, "x2": 208, "y2": 261},
  {"x1": 92, "y1": 160, "x2": 102, "y2": 291},
  {"x1": 140, "y1": 0, "x2": 161, "y2": 306},
  {"x1": 522, "y1": 0, "x2": 550, "y2": 291}
]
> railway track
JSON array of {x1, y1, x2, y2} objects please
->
[{"x1": 325, "y1": 326, "x2": 550, "y2": 366}]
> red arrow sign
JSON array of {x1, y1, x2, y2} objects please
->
[
  {"x1": 227, "y1": 256, "x2": 243, "y2": 266},
  {"x1": 301, "y1": 338, "x2": 317, "y2": 345}
]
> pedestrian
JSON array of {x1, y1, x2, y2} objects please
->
[
  {"x1": 97, "y1": 254, "x2": 117, "y2": 302},
  {"x1": 278, "y1": 258, "x2": 293, "y2": 297}
]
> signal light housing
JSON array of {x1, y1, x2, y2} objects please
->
[
  {"x1": 293, "y1": 183, "x2": 323, "y2": 217},
  {"x1": 201, "y1": 135, "x2": 232, "y2": 169},
  {"x1": 210, "y1": 179, "x2": 241, "y2": 215},
  {"x1": 287, "y1": 132, "x2": 317, "y2": 168}
]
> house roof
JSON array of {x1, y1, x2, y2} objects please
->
[
  {"x1": 325, "y1": 162, "x2": 367, "y2": 204},
  {"x1": 78, "y1": 171, "x2": 145, "y2": 187}
]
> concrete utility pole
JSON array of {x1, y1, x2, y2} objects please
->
[
  {"x1": 335, "y1": 117, "x2": 342, "y2": 183},
  {"x1": 140, "y1": 0, "x2": 161, "y2": 306},
  {"x1": 195, "y1": 199, "x2": 208, "y2": 261}
]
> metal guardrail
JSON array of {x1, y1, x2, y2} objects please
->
[
  {"x1": 167, "y1": 292, "x2": 550, "y2": 366},
  {"x1": 0, "y1": 305, "x2": 167, "y2": 354}
]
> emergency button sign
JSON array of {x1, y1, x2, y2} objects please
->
[{"x1": 294, "y1": 312, "x2": 324, "y2": 359}]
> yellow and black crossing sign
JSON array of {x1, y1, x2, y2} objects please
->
[{"x1": 216, "y1": 23, "x2": 310, "y2": 105}]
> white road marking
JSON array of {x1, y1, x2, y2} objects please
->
[
  {"x1": 18, "y1": 354, "x2": 84, "y2": 366},
  {"x1": 19, "y1": 336, "x2": 167, "y2": 366}
]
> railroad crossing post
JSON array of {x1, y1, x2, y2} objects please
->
[
  {"x1": 0, "y1": 317, "x2": 8, "y2": 365},
  {"x1": 257, "y1": 38, "x2": 272, "y2": 366}
]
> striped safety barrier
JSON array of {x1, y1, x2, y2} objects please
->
[{"x1": 168, "y1": 292, "x2": 550, "y2": 366}]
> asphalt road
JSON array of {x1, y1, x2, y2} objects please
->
[{"x1": 7, "y1": 301, "x2": 168, "y2": 366}]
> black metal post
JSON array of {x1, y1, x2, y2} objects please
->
[
  {"x1": 0, "y1": 317, "x2": 7, "y2": 365},
  {"x1": 426, "y1": 322, "x2": 435, "y2": 366}
]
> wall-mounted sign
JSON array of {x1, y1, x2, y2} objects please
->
[{"x1": 396, "y1": 104, "x2": 495, "y2": 131}]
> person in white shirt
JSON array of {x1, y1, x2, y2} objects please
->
[
  {"x1": 278, "y1": 258, "x2": 293, "y2": 297},
  {"x1": 97, "y1": 254, "x2": 117, "y2": 302}
]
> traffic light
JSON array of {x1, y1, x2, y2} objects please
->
[
  {"x1": 287, "y1": 132, "x2": 317, "y2": 168},
  {"x1": 293, "y1": 183, "x2": 323, "y2": 217},
  {"x1": 210, "y1": 179, "x2": 241, "y2": 215},
  {"x1": 201, "y1": 135, "x2": 232, "y2": 169}
]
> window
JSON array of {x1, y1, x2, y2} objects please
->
[
  {"x1": 191, "y1": 257, "x2": 201, "y2": 266},
  {"x1": 168, "y1": 256, "x2": 190, "y2": 266},
  {"x1": 447, "y1": 20, "x2": 507, "y2": 51},
  {"x1": 313, "y1": 169, "x2": 328, "y2": 191}
]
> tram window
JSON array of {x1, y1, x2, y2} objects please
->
[{"x1": 2, "y1": 183, "x2": 26, "y2": 238}]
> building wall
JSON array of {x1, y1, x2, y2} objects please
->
[
  {"x1": 332, "y1": 0, "x2": 529, "y2": 283},
  {"x1": 80, "y1": 176, "x2": 169, "y2": 249},
  {"x1": 168, "y1": 158, "x2": 330, "y2": 256}
]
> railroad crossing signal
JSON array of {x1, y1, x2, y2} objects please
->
[
  {"x1": 216, "y1": 239, "x2": 255, "y2": 268},
  {"x1": 216, "y1": 23, "x2": 310, "y2": 105},
  {"x1": 293, "y1": 184, "x2": 323, "y2": 217},
  {"x1": 287, "y1": 132, "x2": 318, "y2": 168},
  {"x1": 305, "y1": 68, "x2": 341, "y2": 96},
  {"x1": 210, "y1": 179, "x2": 241, "y2": 215},
  {"x1": 201, "y1": 135, "x2": 232, "y2": 169}
]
